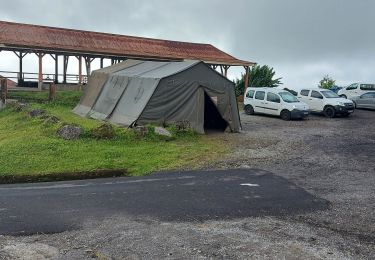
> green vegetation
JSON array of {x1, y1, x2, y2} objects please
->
[
  {"x1": 8, "y1": 90, "x2": 82, "y2": 107},
  {"x1": 0, "y1": 91, "x2": 226, "y2": 180},
  {"x1": 318, "y1": 75, "x2": 335, "y2": 89},
  {"x1": 235, "y1": 65, "x2": 282, "y2": 96}
]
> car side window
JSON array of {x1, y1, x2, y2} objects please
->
[
  {"x1": 360, "y1": 84, "x2": 375, "y2": 91},
  {"x1": 246, "y1": 90, "x2": 255, "y2": 98},
  {"x1": 361, "y1": 93, "x2": 375, "y2": 98},
  {"x1": 346, "y1": 84, "x2": 358, "y2": 90},
  {"x1": 255, "y1": 91, "x2": 265, "y2": 100},
  {"x1": 311, "y1": 91, "x2": 323, "y2": 99},
  {"x1": 300, "y1": 90, "x2": 309, "y2": 96},
  {"x1": 266, "y1": 92, "x2": 280, "y2": 103}
]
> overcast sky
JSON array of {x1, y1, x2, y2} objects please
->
[{"x1": 1, "y1": 0, "x2": 375, "y2": 89}]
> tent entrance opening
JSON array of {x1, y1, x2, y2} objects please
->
[{"x1": 204, "y1": 92, "x2": 228, "y2": 132}]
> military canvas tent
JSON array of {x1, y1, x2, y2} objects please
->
[{"x1": 73, "y1": 59, "x2": 241, "y2": 134}]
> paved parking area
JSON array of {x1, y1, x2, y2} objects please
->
[
  {"x1": 0, "y1": 169, "x2": 329, "y2": 236},
  {"x1": 208, "y1": 109, "x2": 375, "y2": 256}
]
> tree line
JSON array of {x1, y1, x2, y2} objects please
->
[{"x1": 234, "y1": 65, "x2": 336, "y2": 96}]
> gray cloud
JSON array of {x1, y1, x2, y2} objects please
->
[{"x1": 1, "y1": 0, "x2": 375, "y2": 88}]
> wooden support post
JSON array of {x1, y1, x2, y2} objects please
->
[
  {"x1": 220, "y1": 66, "x2": 224, "y2": 75},
  {"x1": 223, "y1": 65, "x2": 230, "y2": 77},
  {"x1": 243, "y1": 66, "x2": 249, "y2": 99},
  {"x1": 37, "y1": 54, "x2": 43, "y2": 82},
  {"x1": 36, "y1": 53, "x2": 45, "y2": 90},
  {"x1": 14, "y1": 51, "x2": 27, "y2": 85},
  {"x1": 63, "y1": 55, "x2": 69, "y2": 84},
  {"x1": 85, "y1": 57, "x2": 94, "y2": 77},
  {"x1": 49, "y1": 82, "x2": 57, "y2": 101},
  {"x1": 19, "y1": 52, "x2": 23, "y2": 84},
  {"x1": 54, "y1": 54, "x2": 59, "y2": 84},
  {"x1": 1, "y1": 78, "x2": 7, "y2": 105},
  {"x1": 85, "y1": 57, "x2": 90, "y2": 77},
  {"x1": 49, "y1": 54, "x2": 59, "y2": 84},
  {"x1": 77, "y1": 56, "x2": 82, "y2": 84}
]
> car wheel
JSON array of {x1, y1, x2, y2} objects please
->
[
  {"x1": 280, "y1": 110, "x2": 291, "y2": 121},
  {"x1": 323, "y1": 106, "x2": 336, "y2": 118},
  {"x1": 244, "y1": 105, "x2": 254, "y2": 115}
]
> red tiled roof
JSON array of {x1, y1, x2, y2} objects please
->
[{"x1": 0, "y1": 20, "x2": 255, "y2": 66}]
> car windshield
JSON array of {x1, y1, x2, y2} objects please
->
[
  {"x1": 321, "y1": 90, "x2": 339, "y2": 98},
  {"x1": 278, "y1": 92, "x2": 299, "y2": 103}
]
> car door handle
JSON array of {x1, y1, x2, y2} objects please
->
[{"x1": 309, "y1": 98, "x2": 312, "y2": 100}]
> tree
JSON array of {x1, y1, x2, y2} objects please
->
[
  {"x1": 319, "y1": 75, "x2": 335, "y2": 89},
  {"x1": 234, "y1": 65, "x2": 282, "y2": 97}
]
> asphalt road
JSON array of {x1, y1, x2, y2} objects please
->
[{"x1": 0, "y1": 169, "x2": 328, "y2": 236}]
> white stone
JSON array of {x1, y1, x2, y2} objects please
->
[{"x1": 154, "y1": 127, "x2": 172, "y2": 137}]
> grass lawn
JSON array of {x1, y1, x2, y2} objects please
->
[{"x1": 0, "y1": 91, "x2": 227, "y2": 180}]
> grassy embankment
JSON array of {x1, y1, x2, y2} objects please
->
[{"x1": 0, "y1": 91, "x2": 227, "y2": 182}]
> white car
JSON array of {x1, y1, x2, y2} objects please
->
[
  {"x1": 337, "y1": 83, "x2": 375, "y2": 99},
  {"x1": 297, "y1": 88, "x2": 354, "y2": 117},
  {"x1": 244, "y1": 87, "x2": 309, "y2": 120}
]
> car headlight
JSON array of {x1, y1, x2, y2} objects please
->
[
  {"x1": 337, "y1": 101, "x2": 344, "y2": 106},
  {"x1": 292, "y1": 105, "x2": 296, "y2": 109}
]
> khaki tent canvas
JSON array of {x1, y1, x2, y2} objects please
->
[{"x1": 73, "y1": 59, "x2": 241, "y2": 134}]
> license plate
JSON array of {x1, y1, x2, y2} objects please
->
[
  {"x1": 304, "y1": 112, "x2": 309, "y2": 115},
  {"x1": 348, "y1": 110, "x2": 354, "y2": 113}
]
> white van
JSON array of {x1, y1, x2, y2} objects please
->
[
  {"x1": 337, "y1": 83, "x2": 375, "y2": 99},
  {"x1": 244, "y1": 88, "x2": 309, "y2": 120},
  {"x1": 297, "y1": 88, "x2": 354, "y2": 117}
]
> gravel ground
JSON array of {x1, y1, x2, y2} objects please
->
[{"x1": 0, "y1": 109, "x2": 374, "y2": 259}]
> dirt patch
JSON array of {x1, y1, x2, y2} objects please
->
[{"x1": 0, "y1": 242, "x2": 59, "y2": 260}]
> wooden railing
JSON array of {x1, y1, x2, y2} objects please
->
[{"x1": 0, "y1": 71, "x2": 87, "y2": 84}]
